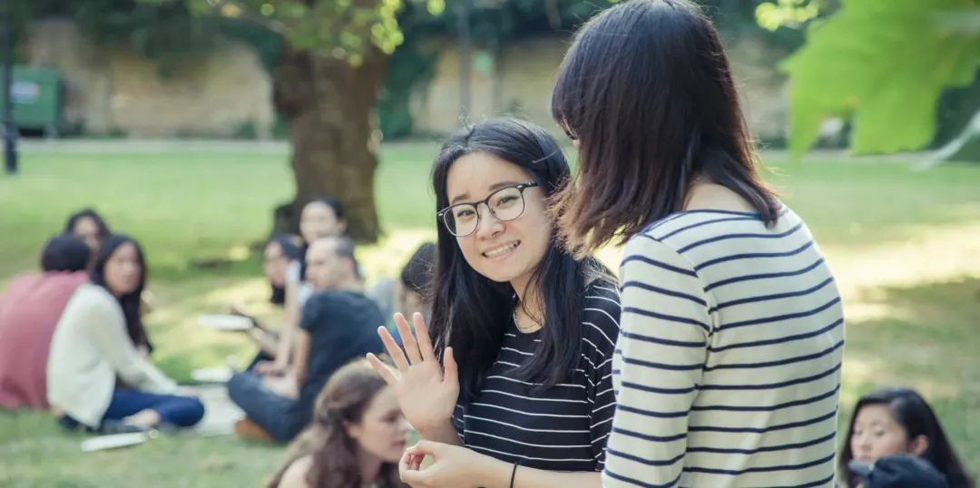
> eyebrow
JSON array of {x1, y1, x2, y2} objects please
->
[{"x1": 450, "y1": 180, "x2": 524, "y2": 204}]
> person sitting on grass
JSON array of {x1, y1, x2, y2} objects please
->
[
  {"x1": 266, "y1": 360, "x2": 410, "y2": 488},
  {"x1": 839, "y1": 387, "x2": 975, "y2": 488},
  {"x1": 230, "y1": 234, "x2": 304, "y2": 366},
  {"x1": 228, "y1": 236, "x2": 384, "y2": 444},
  {"x1": 47, "y1": 235, "x2": 205, "y2": 432},
  {"x1": 366, "y1": 241, "x2": 437, "y2": 331},
  {"x1": 253, "y1": 198, "x2": 349, "y2": 389},
  {"x1": 64, "y1": 208, "x2": 112, "y2": 254},
  {"x1": 0, "y1": 235, "x2": 91, "y2": 410}
]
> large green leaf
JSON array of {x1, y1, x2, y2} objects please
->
[{"x1": 782, "y1": 0, "x2": 980, "y2": 156}]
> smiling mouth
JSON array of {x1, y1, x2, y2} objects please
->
[{"x1": 483, "y1": 241, "x2": 520, "y2": 259}]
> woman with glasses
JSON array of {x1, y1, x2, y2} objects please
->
[{"x1": 366, "y1": 118, "x2": 620, "y2": 488}]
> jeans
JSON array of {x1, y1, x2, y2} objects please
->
[
  {"x1": 60, "y1": 388, "x2": 205, "y2": 430},
  {"x1": 226, "y1": 372, "x2": 312, "y2": 443}
]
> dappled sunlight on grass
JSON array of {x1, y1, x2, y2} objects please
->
[
  {"x1": 838, "y1": 275, "x2": 980, "y2": 469},
  {"x1": 824, "y1": 220, "x2": 980, "y2": 296}
]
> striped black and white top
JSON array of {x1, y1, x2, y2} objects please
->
[
  {"x1": 603, "y1": 206, "x2": 845, "y2": 488},
  {"x1": 452, "y1": 282, "x2": 621, "y2": 472}
]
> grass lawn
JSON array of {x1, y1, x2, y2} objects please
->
[{"x1": 1, "y1": 141, "x2": 979, "y2": 486}]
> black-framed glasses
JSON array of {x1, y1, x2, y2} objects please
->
[{"x1": 437, "y1": 182, "x2": 539, "y2": 237}]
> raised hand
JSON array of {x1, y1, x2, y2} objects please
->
[{"x1": 367, "y1": 312, "x2": 459, "y2": 437}]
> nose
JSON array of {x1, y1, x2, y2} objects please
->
[
  {"x1": 398, "y1": 417, "x2": 412, "y2": 434},
  {"x1": 473, "y1": 203, "x2": 503, "y2": 240}
]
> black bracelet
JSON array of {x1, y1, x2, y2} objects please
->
[{"x1": 510, "y1": 460, "x2": 520, "y2": 488}]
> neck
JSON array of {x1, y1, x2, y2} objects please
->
[
  {"x1": 357, "y1": 448, "x2": 384, "y2": 485},
  {"x1": 683, "y1": 179, "x2": 758, "y2": 213},
  {"x1": 511, "y1": 273, "x2": 544, "y2": 331},
  {"x1": 329, "y1": 276, "x2": 364, "y2": 294}
]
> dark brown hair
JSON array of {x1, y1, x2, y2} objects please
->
[
  {"x1": 551, "y1": 0, "x2": 779, "y2": 255},
  {"x1": 267, "y1": 360, "x2": 406, "y2": 488},
  {"x1": 840, "y1": 388, "x2": 975, "y2": 488}
]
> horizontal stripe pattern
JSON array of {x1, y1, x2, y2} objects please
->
[
  {"x1": 454, "y1": 283, "x2": 621, "y2": 472},
  {"x1": 604, "y1": 206, "x2": 844, "y2": 488}
]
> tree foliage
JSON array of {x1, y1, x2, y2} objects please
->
[{"x1": 776, "y1": 0, "x2": 980, "y2": 156}]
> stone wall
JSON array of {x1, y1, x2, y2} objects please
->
[
  {"x1": 21, "y1": 20, "x2": 788, "y2": 142},
  {"x1": 23, "y1": 19, "x2": 274, "y2": 138},
  {"x1": 411, "y1": 34, "x2": 789, "y2": 142}
]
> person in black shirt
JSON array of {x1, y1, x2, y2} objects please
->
[
  {"x1": 229, "y1": 236, "x2": 384, "y2": 443},
  {"x1": 367, "y1": 118, "x2": 620, "y2": 487}
]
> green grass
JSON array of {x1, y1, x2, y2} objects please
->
[{"x1": 1, "y1": 143, "x2": 979, "y2": 486}]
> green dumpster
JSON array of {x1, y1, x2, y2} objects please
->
[{"x1": 0, "y1": 66, "x2": 62, "y2": 137}]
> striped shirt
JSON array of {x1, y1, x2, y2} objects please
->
[
  {"x1": 452, "y1": 282, "x2": 621, "y2": 471},
  {"x1": 603, "y1": 206, "x2": 844, "y2": 488}
]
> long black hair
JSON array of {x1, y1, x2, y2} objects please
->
[
  {"x1": 268, "y1": 234, "x2": 302, "y2": 305},
  {"x1": 429, "y1": 118, "x2": 612, "y2": 403},
  {"x1": 840, "y1": 388, "x2": 975, "y2": 488},
  {"x1": 551, "y1": 0, "x2": 779, "y2": 256},
  {"x1": 64, "y1": 208, "x2": 112, "y2": 238},
  {"x1": 90, "y1": 235, "x2": 152, "y2": 351},
  {"x1": 40, "y1": 235, "x2": 91, "y2": 272}
]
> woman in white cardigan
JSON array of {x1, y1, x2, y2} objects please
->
[{"x1": 48, "y1": 235, "x2": 204, "y2": 431}]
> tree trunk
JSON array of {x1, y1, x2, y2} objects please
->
[{"x1": 272, "y1": 43, "x2": 389, "y2": 242}]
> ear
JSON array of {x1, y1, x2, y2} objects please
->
[
  {"x1": 909, "y1": 435, "x2": 930, "y2": 457},
  {"x1": 344, "y1": 420, "x2": 362, "y2": 441},
  {"x1": 337, "y1": 219, "x2": 348, "y2": 234}
]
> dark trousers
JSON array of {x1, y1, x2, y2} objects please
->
[
  {"x1": 226, "y1": 372, "x2": 311, "y2": 444},
  {"x1": 103, "y1": 389, "x2": 205, "y2": 426},
  {"x1": 60, "y1": 388, "x2": 205, "y2": 430}
]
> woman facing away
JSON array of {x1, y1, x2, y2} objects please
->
[{"x1": 550, "y1": 1, "x2": 845, "y2": 486}]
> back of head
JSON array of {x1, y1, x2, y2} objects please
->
[
  {"x1": 842, "y1": 388, "x2": 975, "y2": 488},
  {"x1": 400, "y1": 242, "x2": 436, "y2": 296},
  {"x1": 41, "y1": 235, "x2": 91, "y2": 272},
  {"x1": 551, "y1": 0, "x2": 778, "y2": 252}
]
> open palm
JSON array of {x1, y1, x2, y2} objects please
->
[{"x1": 367, "y1": 312, "x2": 459, "y2": 435}]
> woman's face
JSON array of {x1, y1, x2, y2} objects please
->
[
  {"x1": 263, "y1": 242, "x2": 290, "y2": 287},
  {"x1": 347, "y1": 387, "x2": 410, "y2": 464},
  {"x1": 104, "y1": 243, "x2": 143, "y2": 296},
  {"x1": 73, "y1": 216, "x2": 102, "y2": 252},
  {"x1": 444, "y1": 152, "x2": 552, "y2": 287},
  {"x1": 850, "y1": 404, "x2": 926, "y2": 463},
  {"x1": 300, "y1": 202, "x2": 346, "y2": 243}
]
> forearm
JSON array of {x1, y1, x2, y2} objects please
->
[
  {"x1": 274, "y1": 318, "x2": 296, "y2": 366},
  {"x1": 477, "y1": 460, "x2": 601, "y2": 488},
  {"x1": 248, "y1": 329, "x2": 279, "y2": 357},
  {"x1": 416, "y1": 419, "x2": 463, "y2": 446},
  {"x1": 292, "y1": 331, "x2": 310, "y2": 384}
]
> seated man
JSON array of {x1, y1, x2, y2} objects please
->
[
  {"x1": 0, "y1": 235, "x2": 91, "y2": 410},
  {"x1": 227, "y1": 236, "x2": 384, "y2": 443}
]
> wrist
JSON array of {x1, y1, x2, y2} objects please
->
[
  {"x1": 414, "y1": 418, "x2": 454, "y2": 438},
  {"x1": 474, "y1": 454, "x2": 511, "y2": 488}
]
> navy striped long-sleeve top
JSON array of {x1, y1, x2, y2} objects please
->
[{"x1": 603, "y1": 206, "x2": 845, "y2": 488}]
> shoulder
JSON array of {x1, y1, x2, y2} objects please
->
[
  {"x1": 71, "y1": 283, "x2": 119, "y2": 312},
  {"x1": 277, "y1": 455, "x2": 313, "y2": 488},
  {"x1": 580, "y1": 280, "x2": 621, "y2": 352}
]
